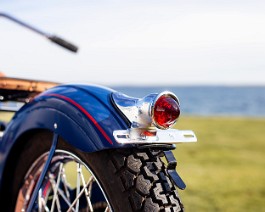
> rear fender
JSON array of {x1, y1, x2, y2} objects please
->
[
  {"x1": 0, "y1": 84, "x2": 135, "y2": 195},
  {"x1": 0, "y1": 84, "x2": 131, "y2": 155}
]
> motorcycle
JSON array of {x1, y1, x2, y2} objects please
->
[{"x1": 0, "y1": 13, "x2": 197, "y2": 212}]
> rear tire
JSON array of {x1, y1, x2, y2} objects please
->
[{"x1": 6, "y1": 132, "x2": 183, "y2": 211}]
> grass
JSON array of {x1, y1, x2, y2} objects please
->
[
  {"x1": 0, "y1": 111, "x2": 14, "y2": 122},
  {"x1": 174, "y1": 116, "x2": 265, "y2": 212}
]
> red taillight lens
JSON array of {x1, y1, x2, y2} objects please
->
[{"x1": 153, "y1": 94, "x2": 180, "y2": 129}]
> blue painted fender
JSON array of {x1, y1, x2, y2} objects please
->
[{"x1": 0, "y1": 84, "x2": 132, "y2": 170}]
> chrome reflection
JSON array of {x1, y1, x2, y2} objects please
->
[{"x1": 112, "y1": 91, "x2": 180, "y2": 129}]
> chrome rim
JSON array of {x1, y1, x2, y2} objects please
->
[{"x1": 15, "y1": 150, "x2": 111, "y2": 212}]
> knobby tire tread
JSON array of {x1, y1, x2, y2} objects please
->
[{"x1": 108, "y1": 148, "x2": 184, "y2": 212}]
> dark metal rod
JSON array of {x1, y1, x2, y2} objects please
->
[
  {"x1": 0, "y1": 12, "x2": 78, "y2": 52},
  {"x1": 0, "y1": 12, "x2": 48, "y2": 37},
  {"x1": 26, "y1": 133, "x2": 59, "y2": 212}
]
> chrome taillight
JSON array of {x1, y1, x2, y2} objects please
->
[
  {"x1": 112, "y1": 91, "x2": 197, "y2": 144},
  {"x1": 152, "y1": 92, "x2": 180, "y2": 129},
  {"x1": 112, "y1": 91, "x2": 180, "y2": 129}
]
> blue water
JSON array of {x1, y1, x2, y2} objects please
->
[{"x1": 111, "y1": 86, "x2": 265, "y2": 117}]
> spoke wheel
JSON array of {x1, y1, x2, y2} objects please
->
[
  {"x1": 15, "y1": 150, "x2": 111, "y2": 212},
  {"x1": 3, "y1": 132, "x2": 183, "y2": 212}
]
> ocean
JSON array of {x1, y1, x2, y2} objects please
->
[{"x1": 111, "y1": 86, "x2": 265, "y2": 117}]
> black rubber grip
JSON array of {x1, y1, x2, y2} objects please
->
[{"x1": 49, "y1": 35, "x2": 78, "y2": 53}]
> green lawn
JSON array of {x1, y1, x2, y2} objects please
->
[
  {"x1": 174, "y1": 116, "x2": 265, "y2": 212},
  {"x1": 0, "y1": 111, "x2": 14, "y2": 122}
]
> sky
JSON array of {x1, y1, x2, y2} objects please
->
[{"x1": 1, "y1": 0, "x2": 265, "y2": 86}]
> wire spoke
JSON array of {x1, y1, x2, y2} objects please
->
[
  {"x1": 80, "y1": 165, "x2": 94, "y2": 212},
  {"x1": 75, "y1": 163, "x2": 81, "y2": 212},
  {"x1": 16, "y1": 150, "x2": 111, "y2": 212},
  {"x1": 50, "y1": 163, "x2": 63, "y2": 212},
  {"x1": 62, "y1": 167, "x2": 71, "y2": 202},
  {"x1": 66, "y1": 176, "x2": 94, "y2": 212},
  {"x1": 37, "y1": 187, "x2": 50, "y2": 212},
  {"x1": 48, "y1": 173, "x2": 75, "y2": 212},
  {"x1": 38, "y1": 188, "x2": 43, "y2": 212},
  {"x1": 104, "y1": 206, "x2": 110, "y2": 212}
]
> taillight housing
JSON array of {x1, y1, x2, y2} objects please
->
[
  {"x1": 112, "y1": 91, "x2": 180, "y2": 130},
  {"x1": 112, "y1": 91, "x2": 197, "y2": 144},
  {"x1": 152, "y1": 93, "x2": 180, "y2": 129}
]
